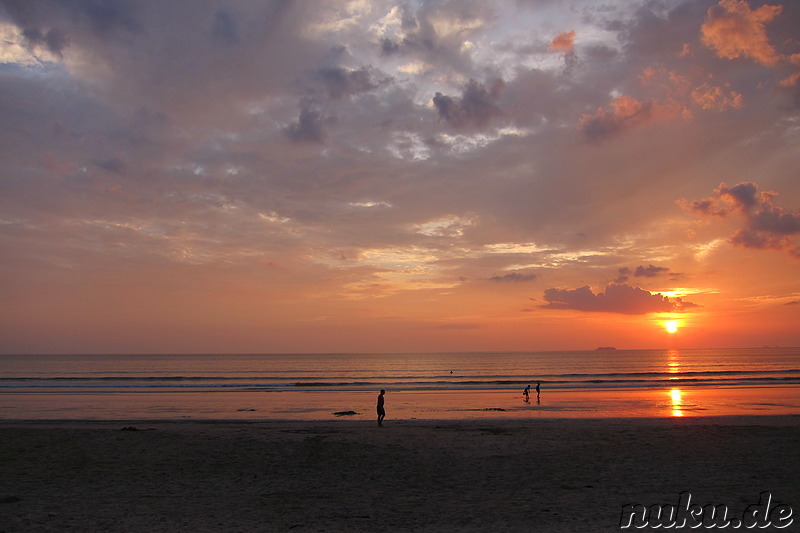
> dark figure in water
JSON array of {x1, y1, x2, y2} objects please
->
[
  {"x1": 523, "y1": 384, "x2": 530, "y2": 402},
  {"x1": 536, "y1": 382, "x2": 540, "y2": 401},
  {"x1": 377, "y1": 389, "x2": 386, "y2": 426}
]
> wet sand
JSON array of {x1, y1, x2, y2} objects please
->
[
  {"x1": 1, "y1": 416, "x2": 798, "y2": 532},
  {"x1": 4, "y1": 385, "x2": 800, "y2": 420}
]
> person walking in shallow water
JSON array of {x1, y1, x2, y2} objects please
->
[
  {"x1": 523, "y1": 384, "x2": 530, "y2": 402},
  {"x1": 377, "y1": 389, "x2": 386, "y2": 426}
]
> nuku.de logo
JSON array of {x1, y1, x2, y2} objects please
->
[{"x1": 620, "y1": 491, "x2": 793, "y2": 529}]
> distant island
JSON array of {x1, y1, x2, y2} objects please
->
[{"x1": 595, "y1": 347, "x2": 617, "y2": 351}]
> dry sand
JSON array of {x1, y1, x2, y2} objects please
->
[{"x1": 1, "y1": 416, "x2": 798, "y2": 532}]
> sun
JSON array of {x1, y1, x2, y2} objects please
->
[{"x1": 664, "y1": 320, "x2": 679, "y2": 334}]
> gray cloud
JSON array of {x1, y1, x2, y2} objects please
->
[
  {"x1": 311, "y1": 67, "x2": 389, "y2": 101},
  {"x1": 93, "y1": 157, "x2": 127, "y2": 174},
  {"x1": 433, "y1": 79, "x2": 505, "y2": 129},
  {"x1": 21, "y1": 26, "x2": 68, "y2": 56},
  {"x1": 616, "y1": 265, "x2": 670, "y2": 283},
  {"x1": 488, "y1": 272, "x2": 537, "y2": 283},
  {"x1": 211, "y1": 9, "x2": 239, "y2": 46},
  {"x1": 681, "y1": 182, "x2": 800, "y2": 258},
  {"x1": 285, "y1": 103, "x2": 328, "y2": 143},
  {"x1": 541, "y1": 283, "x2": 699, "y2": 315},
  {"x1": 635, "y1": 264, "x2": 669, "y2": 278}
]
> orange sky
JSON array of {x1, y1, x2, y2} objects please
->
[{"x1": 0, "y1": 0, "x2": 798, "y2": 353}]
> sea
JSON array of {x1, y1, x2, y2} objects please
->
[{"x1": 1, "y1": 348, "x2": 799, "y2": 420}]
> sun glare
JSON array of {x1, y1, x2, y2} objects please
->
[
  {"x1": 664, "y1": 320, "x2": 679, "y2": 334},
  {"x1": 670, "y1": 388, "x2": 683, "y2": 417}
]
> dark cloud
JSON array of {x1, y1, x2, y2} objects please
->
[
  {"x1": 616, "y1": 265, "x2": 669, "y2": 283},
  {"x1": 212, "y1": 9, "x2": 239, "y2": 46},
  {"x1": 93, "y1": 157, "x2": 127, "y2": 174},
  {"x1": 379, "y1": 37, "x2": 401, "y2": 56},
  {"x1": 488, "y1": 272, "x2": 537, "y2": 283},
  {"x1": 433, "y1": 79, "x2": 505, "y2": 129},
  {"x1": 2, "y1": 0, "x2": 142, "y2": 43},
  {"x1": 21, "y1": 26, "x2": 68, "y2": 56},
  {"x1": 284, "y1": 103, "x2": 327, "y2": 144},
  {"x1": 681, "y1": 182, "x2": 800, "y2": 258},
  {"x1": 541, "y1": 283, "x2": 699, "y2": 315},
  {"x1": 72, "y1": 0, "x2": 142, "y2": 39},
  {"x1": 311, "y1": 67, "x2": 390, "y2": 101},
  {"x1": 615, "y1": 267, "x2": 632, "y2": 283},
  {"x1": 635, "y1": 264, "x2": 668, "y2": 277}
]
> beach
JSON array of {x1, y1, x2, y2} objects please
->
[{"x1": 2, "y1": 416, "x2": 798, "y2": 532}]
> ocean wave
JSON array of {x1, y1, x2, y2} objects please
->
[{"x1": 2, "y1": 373, "x2": 799, "y2": 391}]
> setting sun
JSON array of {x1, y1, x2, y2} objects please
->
[{"x1": 664, "y1": 320, "x2": 679, "y2": 334}]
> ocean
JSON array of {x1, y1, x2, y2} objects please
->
[{"x1": 1, "y1": 348, "x2": 799, "y2": 420}]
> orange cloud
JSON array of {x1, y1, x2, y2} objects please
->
[
  {"x1": 690, "y1": 82, "x2": 743, "y2": 111},
  {"x1": 549, "y1": 30, "x2": 575, "y2": 53},
  {"x1": 701, "y1": 0, "x2": 783, "y2": 66},
  {"x1": 780, "y1": 72, "x2": 800, "y2": 88}
]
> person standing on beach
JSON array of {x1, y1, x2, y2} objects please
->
[
  {"x1": 523, "y1": 385, "x2": 530, "y2": 402},
  {"x1": 377, "y1": 389, "x2": 386, "y2": 426},
  {"x1": 536, "y1": 382, "x2": 540, "y2": 401}
]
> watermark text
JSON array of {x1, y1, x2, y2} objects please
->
[{"x1": 620, "y1": 492, "x2": 793, "y2": 529}]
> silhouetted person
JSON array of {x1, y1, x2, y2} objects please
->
[
  {"x1": 536, "y1": 382, "x2": 540, "y2": 400},
  {"x1": 377, "y1": 389, "x2": 386, "y2": 426},
  {"x1": 523, "y1": 384, "x2": 530, "y2": 402}
]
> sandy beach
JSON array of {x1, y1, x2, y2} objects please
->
[{"x1": 1, "y1": 416, "x2": 798, "y2": 532}]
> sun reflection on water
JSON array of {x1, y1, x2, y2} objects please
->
[
  {"x1": 670, "y1": 388, "x2": 683, "y2": 417},
  {"x1": 667, "y1": 348, "x2": 680, "y2": 376}
]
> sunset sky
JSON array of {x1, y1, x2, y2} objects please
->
[{"x1": 1, "y1": 0, "x2": 798, "y2": 354}]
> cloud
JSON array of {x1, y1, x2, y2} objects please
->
[
  {"x1": 578, "y1": 95, "x2": 682, "y2": 140},
  {"x1": 309, "y1": 66, "x2": 389, "y2": 101},
  {"x1": 616, "y1": 265, "x2": 670, "y2": 283},
  {"x1": 549, "y1": 30, "x2": 578, "y2": 72},
  {"x1": 690, "y1": 82, "x2": 743, "y2": 111},
  {"x1": 284, "y1": 101, "x2": 328, "y2": 143},
  {"x1": 211, "y1": 9, "x2": 239, "y2": 46},
  {"x1": 21, "y1": 26, "x2": 68, "y2": 57},
  {"x1": 93, "y1": 157, "x2": 127, "y2": 174},
  {"x1": 488, "y1": 272, "x2": 537, "y2": 283},
  {"x1": 433, "y1": 79, "x2": 505, "y2": 129},
  {"x1": 635, "y1": 264, "x2": 669, "y2": 278},
  {"x1": 680, "y1": 182, "x2": 800, "y2": 257},
  {"x1": 701, "y1": 0, "x2": 783, "y2": 66},
  {"x1": 541, "y1": 283, "x2": 699, "y2": 315},
  {"x1": 615, "y1": 267, "x2": 632, "y2": 283}
]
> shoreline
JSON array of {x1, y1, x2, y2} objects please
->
[
  {"x1": 2, "y1": 416, "x2": 798, "y2": 532},
  {"x1": 3, "y1": 412, "x2": 800, "y2": 426},
  {"x1": 3, "y1": 384, "x2": 800, "y2": 420}
]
